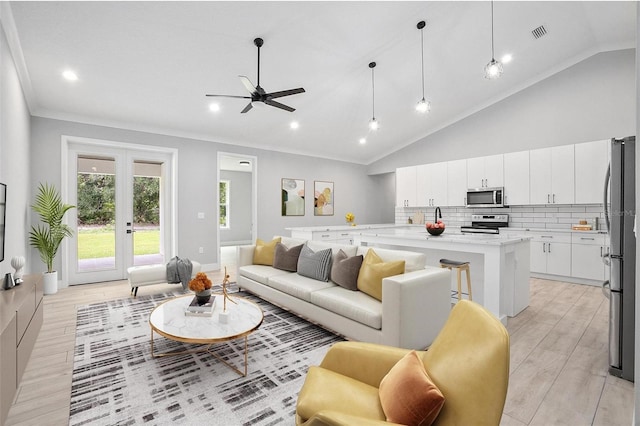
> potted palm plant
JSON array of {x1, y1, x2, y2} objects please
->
[{"x1": 29, "y1": 183, "x2": 75, "y2": 294}]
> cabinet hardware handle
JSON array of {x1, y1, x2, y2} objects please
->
[
  {"x1": 547, "y1": 194, "x2": 550, "y2": 203},
  {"x1": 541, "y1": 235, "x2": 553, "y2": 238},
  {"x1": 581, "y1": 237, "x2": 595, "y2": 240},
  {"x1": 548, "y1": 243, "x2": 551, "y2": 253},
  {"x1": 553, "y1": 194, "x2": 556, "y2": 203},
  {"x1": 543, "y1": 242, "x2": 546, "y2": 253},
  {"x1": 600, "y1": 246, "x2": 603, "y2": 256},
  {"x1": 322, "y1": 234, "x2": 330, "y2": 238}
]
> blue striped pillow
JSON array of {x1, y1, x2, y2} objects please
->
[{"x1": 297, "y1": 244, "x2": 332, "y2": 281}]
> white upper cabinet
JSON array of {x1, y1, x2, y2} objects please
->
[
  {"x1": 416, "y1": 162, "x2": 448, "y2": 207},
  {"x1": 447, "y1": 159, "x2": 467, "y2": 206},
  {"x1": 396, "y1": 166, "x2": 417, "y2": 207},
  {"x1": 575, "y1": 140, "x2": 609, "y2": 204},
  {"x1": 503, "y1": 151, "x2": 530, "y2": 205},
  {"x1": 467, "y1": 154, "x2": 504, "y2": 189},
  {"x1": 529, "y1": 145, "x2": 575, "y2": 204}
]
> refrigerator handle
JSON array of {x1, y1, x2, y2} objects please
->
[
  {"x1": 602, "y1": 280, "x2": 610, "y2": 299},
  {"x1": 603, "y1": 163, "x2": 610, "y2": 231}
]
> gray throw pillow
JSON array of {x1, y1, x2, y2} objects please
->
[
  {"x1": 273, "y1": 243, "x2": 303, "y2": 272},
  {"x1": 297, "y1": 244, "x2": 332, "y2": 281},
  {"x1": 330, "y1": 249, "x2": 364, "y2": 291}
]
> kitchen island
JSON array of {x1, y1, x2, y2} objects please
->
[{"x1": 351, "y1": 229, "x2": 531, "y2": 325}]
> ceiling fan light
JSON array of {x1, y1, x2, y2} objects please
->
[
  {"x1": 416, "y1": 98, "x2": 431, "y2": 113},
  {"x1": 484, "y1": 58, "x2": 504, "y2": 79},
  {"x1": 369, "y1": 118, "x2": 379, "y2": 131}
]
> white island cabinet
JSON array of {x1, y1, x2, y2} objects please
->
[
  {"x1": 287, "y1": 224, "x2": 410, "y2": 245},
  {"x1": 352, "y1": 229, "x2": 531, "y2": 325}
]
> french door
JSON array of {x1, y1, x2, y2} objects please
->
[{"x1": 65, "y1": 140, "x2": 175, "y2": 285}]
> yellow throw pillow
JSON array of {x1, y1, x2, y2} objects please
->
[
  {"x1": 357, "y1": 249, "x2": 405, "y2": 301},
  {"x1": 253, "y1": 237, "x2": 282, "y2": 265},
  {"x1": 379, "y1": 350, "x2": 445, "y2": 426}
]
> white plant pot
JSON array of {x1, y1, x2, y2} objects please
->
[{"x1": 43, "y1": 271, "x2": 58, "y2": 295}]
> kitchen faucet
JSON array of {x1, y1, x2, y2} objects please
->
[{"x1": 434, "y1": 206, "x2": 442, "y2": 223}]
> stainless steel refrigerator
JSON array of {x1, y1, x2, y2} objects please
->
[{"x1": 603, "y1": 136, "x2": 635, "y2": 382}]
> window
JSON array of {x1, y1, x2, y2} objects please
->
[{"x1": 219, "y1": 180, "x2": 230, "y2": 228}]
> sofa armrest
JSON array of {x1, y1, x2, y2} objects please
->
[
  {"x1": 381, "y1": 266, "x2": 451, "y2": 350},
  {"x1": 298, "y1": 411, "x2": 402, "y2": 426},
  {"x1": 319, "y1": 341, "x2": 411, "y2": 388},
  {"x1": 237, "y1": 245, "x2": 256, "y2": 268}
]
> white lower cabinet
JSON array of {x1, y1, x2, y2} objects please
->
[
  {"x1": 530, "y1": 233, "x2": 571, "y2": 276},
  {"x1": 571, "y1": 234, "x2": 609, "y2": 281}
]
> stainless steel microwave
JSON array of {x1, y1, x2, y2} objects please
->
[{"x1": 466, "y1": 187, "x2": 505, "y2": 208}]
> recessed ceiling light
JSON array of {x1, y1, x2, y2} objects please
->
[
  {"x1": 209, "y1": 103, "x2": 220, "y2": 112},
  {"x1": 62, "y1": 70, "x2": 78, "y2": 81},
  {"x1": 359, "y1": 138, "x2": 367, "y2": 145},
  {"x1": 501, "y1": 54, "x2": 513, "y2": 64},
  {"x1": 239, "y1": 160, "x2": 251, "y2": 166},
  {"x1": 290, "y1": 121, "x2": 299, "y2": 130}
]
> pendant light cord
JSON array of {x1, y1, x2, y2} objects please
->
[
  {"x1": 420, "y1": 26, "x2": 425, "y2": 99},
  {"x1": 371, "y1": 66, "x2": 375, "y2": 118},
  {"x1": 490, "y1": 0, "x2": 495, "y2": 60}
]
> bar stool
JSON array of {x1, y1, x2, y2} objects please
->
[{"x1": 439, "y1": 259, "x2": 472, "y2": 301}]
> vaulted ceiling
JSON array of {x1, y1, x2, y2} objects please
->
[{"x1": 6, "y1": 1, "x2": 636, "y2": 165}]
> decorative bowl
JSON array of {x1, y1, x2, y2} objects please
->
[{"x1": 426, "y1": 227, "x2": 445, "y2": 236}]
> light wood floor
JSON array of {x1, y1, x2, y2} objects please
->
[{"x1": 5, "y1": 247, "x2": 634, "y2": 425}]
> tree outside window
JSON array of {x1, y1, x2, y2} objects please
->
[{"x1": 220, "y1": 180, "x2": 230, "y2": 228}]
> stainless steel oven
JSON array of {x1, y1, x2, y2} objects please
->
[{"x1": 466, "y1": 187, "x2": 505, "y2": 208}]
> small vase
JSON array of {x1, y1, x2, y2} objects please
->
[{"x1": 195, "y1": 289, "x2": 212, "y2": 305}]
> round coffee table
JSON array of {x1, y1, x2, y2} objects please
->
[{"x1": 149, "y1": 294, "x2": 263, "y2": 376}]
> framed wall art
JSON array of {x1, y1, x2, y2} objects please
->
[
  {"x1": 281, "y1": 178, "x2": 305, "y2": 216},
  {"x1": 314, "y1": 181, "x2": 334, "y2": 216}
]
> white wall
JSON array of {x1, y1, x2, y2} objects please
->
[
  {"x1": 368, "y1": 49, "x2": 636, "y2": 175},
  {"x1": 0, "y1": 15, "x2": 31, "y2": 278},
  {"x1": 29, "y1": 116, "x2": 390, "y2": 273}
]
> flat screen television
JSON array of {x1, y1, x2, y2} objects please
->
[{"x1": 0, "y1": 183, "x2": 5, "y2": 262}]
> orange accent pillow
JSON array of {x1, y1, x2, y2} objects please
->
[
  {"x1": 357, "y1": 249, "x2": 405, "y2": 301},
  {"x1": 252, "y1": 237, "x2": 282, "y2": 265},
  {"x1": 379, "y1": 350, "x2": 445, "y2": 426}
]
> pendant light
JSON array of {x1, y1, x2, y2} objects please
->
[
  {"x1": 415, "y1": 21, "x2": 431, "y2": 113},
  {"x1": 484, "y1": 0, "x2": 503, "y2": 79},
  {"x1": 368, "y1": 62, "x2": 379, "y2": 131}
]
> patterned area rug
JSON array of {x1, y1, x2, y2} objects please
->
[{"x1": 69, "y1": 286, "x2": 344, "y2": 425}]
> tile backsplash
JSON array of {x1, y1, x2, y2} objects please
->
[{"x1": 396, "y1": 204, "x2": 605, "y2": 230}]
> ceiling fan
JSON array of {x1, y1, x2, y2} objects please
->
[{"x1": 206, "y1": 37, "x2": 305, "y2": 113}]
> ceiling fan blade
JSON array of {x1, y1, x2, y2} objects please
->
[
  {"x1": 241, "y1": 102, "x2": 253, "y2": 113},
  {"x1": 239, "y1": 76, "x2": 257, "y2": 95},
  {"x1": 205, "y1": 94, "x2": 251, "y2": 99},
  {"x1": 266, "y1": 88, "x2": 306, "y2": 100},
  {"x1": 264, "y1": 99, "x2": 295, "y2": 112}
]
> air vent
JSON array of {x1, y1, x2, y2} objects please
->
[{"x1": 532, "y1": 25, "x2": 548, "y2": 39}]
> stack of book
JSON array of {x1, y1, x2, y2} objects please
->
[{"x1": 185, "y1": 296, "x2": 216, "y2": 317}]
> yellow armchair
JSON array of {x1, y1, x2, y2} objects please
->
[{"x1": 295, "y1": 300, "x2": 510, "y2": 426}]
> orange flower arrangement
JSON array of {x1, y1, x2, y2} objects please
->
[{"x1": 188, "y1": 272, "x2": 212, "y2": 293}]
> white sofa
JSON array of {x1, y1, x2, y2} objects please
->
[{"x1": 237, "y1": 238, "x2": 451, "y2": 350}]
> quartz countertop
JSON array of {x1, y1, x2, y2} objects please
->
[
  {"x1": 355, "y1": 228, "x2": 531, "y2": 246},
  {"x1": 286, "y1": 223, "x2": 406, "y2": 232}
]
